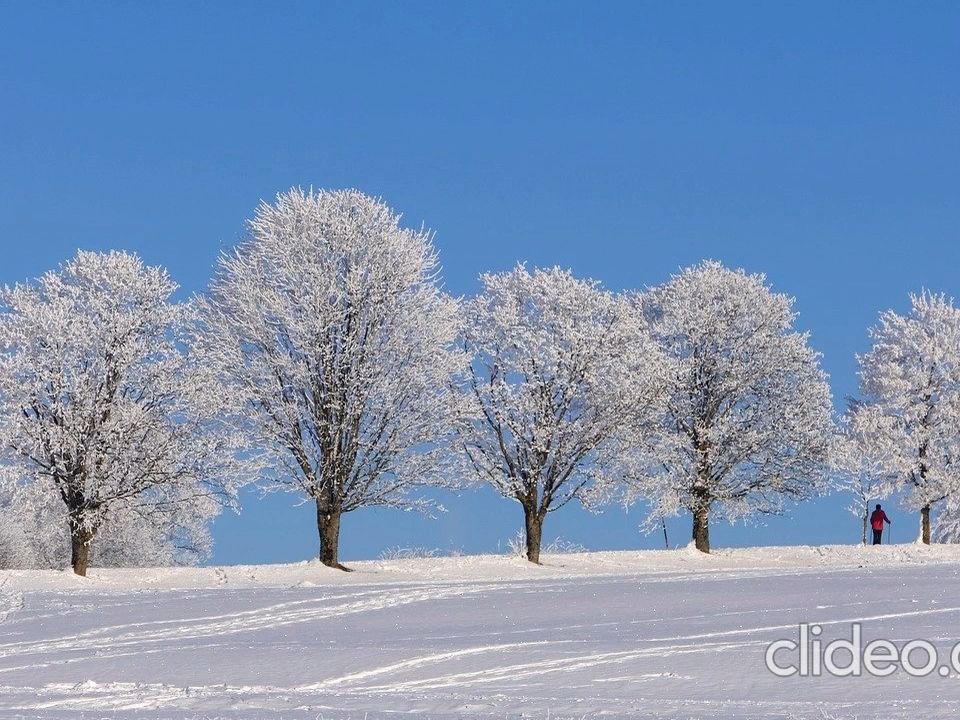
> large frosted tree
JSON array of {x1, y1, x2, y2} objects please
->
[
  {"x1": 200, "y1": 188, "x2": 463, "y2": 570},
  {"x1": 631, "y1": 261, "x2": 834, "y2": 553},
  {"x1": 857, "y1": 292, "x2": 960, "y2": 544},
  {"x1": 0, "y1": 251, "x2": 241, "y2": 575},
  {"x1": 458, "y1": 265, "x2": 663, "y2": 563}
]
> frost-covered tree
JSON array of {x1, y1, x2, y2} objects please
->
[
  {"x1": 458, "y1": 265, "x2": 663, "y2": 564},
  {"x1": 857, "y1": 292, "x2": 960, "y2": 544},
  {"x1": 831, "y1": 401, "x2": 899, "y2": 544},
  {"x1": 631, "y1": 261, "x2": 834, "y2": 553},
  {"x1": 199, "y1": 188, "x2": 463, "y2": 570},
  {"x1": 0, "y1": 479, "x2": 44, "y2": 569},
  {"x1": 933, "y1": 489, "x2": 960, "y2": 544},
  {"x1": 0, "y1": 251, "x2": 242, "y2": 575}
]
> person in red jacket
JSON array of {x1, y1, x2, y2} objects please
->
[{"x1": 870, "y1": 504, "x2": 891, "y2": 545}]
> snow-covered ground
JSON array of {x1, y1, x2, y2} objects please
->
[{"x1": 2, "y1": 544, "x2": 960, "y2": 719}]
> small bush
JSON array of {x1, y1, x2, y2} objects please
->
[
  {"x1": 378, "y1": 546, "x2": 441, "y2": 561},
  {"x1": 501, "y1": 531, "x2": 588, "y2": 557}
]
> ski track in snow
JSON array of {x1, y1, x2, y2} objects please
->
[{"x1": 0, "y1": 547, "x2": 959, "y2": 718}]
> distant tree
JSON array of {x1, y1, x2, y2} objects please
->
[
  {"x1": 0, "y1": 251, "x2": 241, "y2": 575},
  {"x1": 199, "y1": 188, "x2": 463, "y2": 570},
  {"x1": 857, "y1": 292, "x2": 960, "y2": 544},
  {"x1": 458, "y1": 265, "x2": 663, "y2": 563},
  {"x1": 831, "y1": 401, "x2": 899, "y2": 544},
  {"x1": 630, "y1": 261, "x2": 834, "y2": 553}
]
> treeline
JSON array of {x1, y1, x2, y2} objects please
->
[{"x1": 0, "y1": 189, "x2": 957, "y2": 575}]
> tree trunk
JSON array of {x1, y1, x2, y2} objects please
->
[
  {"x1": 524, "y1": 506, "x2": 543, "y2": 564},
  {"x1": 692, "y1": 501, "x2": 710, "y2": 553},
  {"x1": 68, "y1": 512, "x2": 95, "y2": 577},
  {"x1": 918, "y1": 433, "x2": 931, "y2": 544},
  {"x1": 862, "y1": 509, "x2": 869, "y2": 546},
  {"x1": 316, "y1": 501, "x2": 350, "y2": 571},
  {"x1": 692, "y1": 442, "x2": 712, "y2": 554}
]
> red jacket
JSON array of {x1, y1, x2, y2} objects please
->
[{"x1": 870, "y1": 509, "x2": 890, "y2": 531}]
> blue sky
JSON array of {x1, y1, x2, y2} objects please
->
[{"x1": 1, "y1": 2, "x2": 958, "y2": 563}]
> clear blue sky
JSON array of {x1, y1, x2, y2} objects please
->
[{"x1": 1, "y1": 2, "x2": 958, "y2": 563}]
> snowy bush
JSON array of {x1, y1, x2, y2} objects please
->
[
  {"x1": 503, "y1": 530, "x2": 527, "y2": 558},
  {"x1": 502, "y1": 530, "x2": 588, "y2": 557},
  {"x1": 543, "y1": 537, "x2": 589, "y2": 554},
  {"x1": 378, "y1": 546, "x2": 442, "y2": 561},
  {"x1": 0, "y1": 475, "x2": 208, "y2": 569}
]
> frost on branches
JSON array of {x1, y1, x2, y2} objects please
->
[
  {"x1": 857, "y1": 292, "x2": 960, "y2": 544},
  {"x1": 0, "y1": 251, "x2": 243, "y2": 575},
  {"x1": 458, "y1": 265, "x2": 663, "y2": 564},
  {"x1": 0, "y1": 475, "x2": 209, "y2": 569},
  {"x1": 631, "y1": 261, "x2": 834, "y2": 553},
  {"x1": 831, "y1": 402, "x2": 899, "y2": 544},
  {"x1": 199, "y1": 188, "x2": 464, "y2": 570}
]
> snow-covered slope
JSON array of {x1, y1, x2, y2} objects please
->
[{"x1": 1, "y1": 545, "x2": 959, "y2": 719}]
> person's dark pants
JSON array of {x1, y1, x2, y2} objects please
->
[{"x1": 873, "y1": 528, "x2": 883, "y2": 545}]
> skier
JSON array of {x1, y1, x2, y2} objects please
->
[{"x1": 870, "y1": 504, "x2": 891, "y2": 545}]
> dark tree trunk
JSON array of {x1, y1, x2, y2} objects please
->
[
  {"x1": 918, "y1": 432, "x2": 931, "y2": 544},
  {"x1": 524, "y1": 506, "x2": 543, "y2": 564},
  {"x1": 692, "y1": 501, "x2": 710, "y2": 554},
  {"x1": 692, "y1": 440, "x2": 713, "y2": 554},
  {"x1": 68, "y1": 512, "x2": 95, "y2": 577},
  {"x1": 316, "y1": 501, "x2": 350, "y2": 571},
  {"x1": 861, "y1": 509, "x2": 869, "y2": 546}
]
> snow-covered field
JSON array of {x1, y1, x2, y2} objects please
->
[{"x1": 1, "y1": 545, "x2": 960, "y2": 719}]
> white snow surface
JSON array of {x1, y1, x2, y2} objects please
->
[{"x1": 1, "y1": 544, "x2": 960, "y2": 719}]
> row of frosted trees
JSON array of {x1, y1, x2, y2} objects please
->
[{"x1": 1, "y1": 189, "x2": 958, "y2": 575}]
